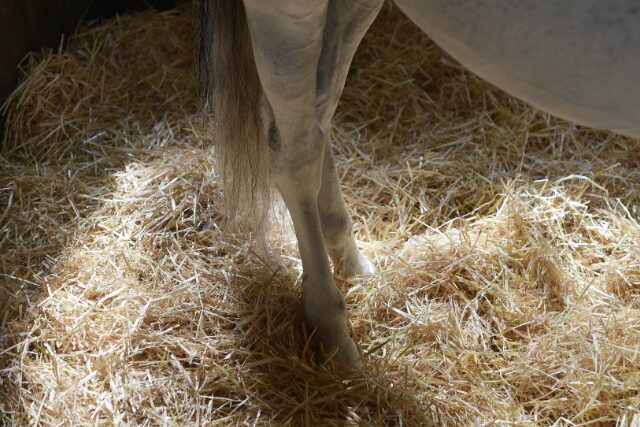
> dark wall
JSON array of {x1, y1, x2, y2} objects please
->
[
  {"x1": 1, "y1": 0, "x2": 87, "y2": 109},
  {"x1": 0, "y1": 0, "x2": 181, "y2": 136}
]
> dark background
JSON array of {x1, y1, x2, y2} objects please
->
[{"x1": 0, "y1": 0, "x2": 182, "y2": 137}]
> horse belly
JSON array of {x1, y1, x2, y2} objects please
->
[{"x1": 394, "y1": 0, "x2": 640, "y2": 138}]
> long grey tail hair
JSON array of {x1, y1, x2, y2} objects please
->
[{"x1": 194, "y1": 1, "x2": 271, "y2": 234}]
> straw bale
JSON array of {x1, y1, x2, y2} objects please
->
[{"x1": 1, "y1": 3, "x2": 639, "y2": 426}]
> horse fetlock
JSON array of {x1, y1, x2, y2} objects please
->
[
  {"x1": 303, "y1": 277, "x2": 345, "y2": 316},
  {"x1": 318, "y1": 213, "x2": 371, "y2": 276},
  {"x1": 320, "y1": 212, "x2": 351, "y2": 249}
]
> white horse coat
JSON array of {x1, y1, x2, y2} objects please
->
[{"x1": 395, "y1": 0, "x2": 640, "y2": 138}]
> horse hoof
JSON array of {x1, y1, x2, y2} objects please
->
[
  {"x1": 332, "y1": 330, "x2": 362, "y2": 367},
  {"x1": 305, "y1": 300, "x2": 363, "y2": 367},
  {"x1": 343, "y1": 251, "x2": 376, "y2": 277},
  {"x1": 316, "y1": 324, "x2": 363, "y2": 368}
]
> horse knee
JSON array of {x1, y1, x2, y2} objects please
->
[{"x1": 319, "y1": 211, "x2": 352, "y2": 250}]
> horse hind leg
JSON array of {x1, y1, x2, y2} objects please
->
[
  {"x1": 243, "y1": 0, "x2": 360, "y2": 365},
  {"x1": 317, "y1": 136, "x2": 376, "y2": 277},
  {"x1": 316, "y1": 0, "x2": 384, "y2": 277}
]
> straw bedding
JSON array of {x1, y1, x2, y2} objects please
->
[{"x1": 1, "y1": 4, "x2": 639, "y2": 425}]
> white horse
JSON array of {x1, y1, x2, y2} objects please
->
[{"x1": 195, "y1": 0, "x2": 640, "y2": 366}]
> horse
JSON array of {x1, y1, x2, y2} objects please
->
[{"x1": 194, "y1": 0, "x2": 640, "y2": 366}]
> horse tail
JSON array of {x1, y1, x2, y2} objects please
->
[{"x1": 194, "y1": 0, "x2": 271, "y2": 234}]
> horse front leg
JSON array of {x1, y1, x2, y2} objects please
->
[{"x1": 244, "y1": 0, "x2": 361, "y2": 366}]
